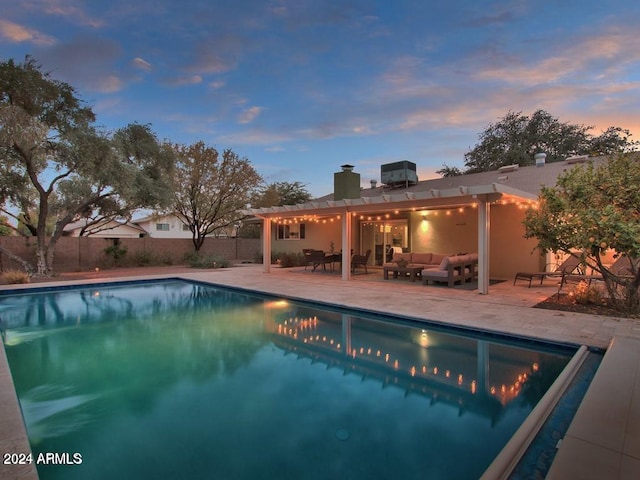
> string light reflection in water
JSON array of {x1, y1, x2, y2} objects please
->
[{"x1": 0, "y1": 280, "x2": 575, "y2": 480}]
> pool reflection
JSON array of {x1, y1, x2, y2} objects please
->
[{"x1": 266, "y1": 306, "x2": 571, "y2": 424}]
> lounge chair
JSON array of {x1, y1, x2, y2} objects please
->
[
  {"x1": 561, "y1": 255, "x2": 637, "y2": 286},
  {"x1": 351, "y1": 249, "x2": 371, "y2": 274},
  {"x1": 513, "y1": 254, "x2": 582, "y2": 287}
]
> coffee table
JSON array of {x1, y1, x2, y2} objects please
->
[{"x1": 383, "y1": 265, "x2": 423, "y2": 282}]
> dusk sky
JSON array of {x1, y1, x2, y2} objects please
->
[{"x1": 2, "y1": 0, "x2": 639, "y2": 198}]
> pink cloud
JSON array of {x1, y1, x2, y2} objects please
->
[
  {"x1": 0, "y1": 19, "x2": 56, "y2": 45},
  {"x1": 238, "y1": 106, "x2": 263, "y2": 124}
]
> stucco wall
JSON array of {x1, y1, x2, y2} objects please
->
[
  {"x1": 271, "y1": 221, "x2": 344, "y2": 255},
  {"x1": 489, "y1": 204, "x2": 542, "y2": 279},
  {"x1": 410, "y1": 209, "x2": 478, "y2": 255}
]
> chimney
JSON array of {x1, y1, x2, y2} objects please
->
[
  {"x1": 334, "y1": 164, "x2": 361, "y2": 200},
  {"x1": 534, "y1": 152, "x2": 547, "y2": 167},
  {"x1": 370, "y1": 179, "x2": 377, "y2": 189}
]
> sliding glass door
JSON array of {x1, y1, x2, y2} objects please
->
[{"x1": 360, "y1": 219, "x2": 408, "y2": 265}]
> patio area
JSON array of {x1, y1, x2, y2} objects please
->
[{"x1": 2, "y1": 263, "x2": 640, "y2": 479}]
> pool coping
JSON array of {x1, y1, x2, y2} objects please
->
[
  {"x1": 0, "y1": 339, "x2": 39, "y2": 480},
  {"x1": 481, "y1": 345, "x2": 590, "y2": 479}
]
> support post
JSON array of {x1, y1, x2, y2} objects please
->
[
  {"x1": 341, "y1": 210, "x2": 352, "y2": 280},
  {"x1": 262, "y1": 217, "x2": 271, "y2": 273},
  {"x1": 477, "y1": 196, "x2": 490, "y2": 294}
]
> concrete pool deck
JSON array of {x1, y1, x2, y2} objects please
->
[{"x1": 2, "y1": 264, "x2": 640, "y2": 479}]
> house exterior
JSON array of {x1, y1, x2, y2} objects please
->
[
  {"x1": 133, "y1": 213, "x2": 193, "y2": 239},
  {"x1": 133, "y1": 213, "x2": 240, "y2": 239},
  {"x1": 64, "y1": 213, "x2": 239, "y2": 239},
  {"x1": 63, "y1": 219, "x2": 148, "y2": 238},
  {"x1": 245, "y1": 155, "x2": 613, "y2": 294}
]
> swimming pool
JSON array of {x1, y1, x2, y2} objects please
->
[{"x1": 1, "y1": 279, "x2": 579, "y2": 479}]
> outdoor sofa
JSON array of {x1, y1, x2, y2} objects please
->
[
  {"x1": 421, "y1": 253, "x2": 479, "y2": 287},
  {"x1": 383, "y1": 252, "x2": 450, "y2": 270}
]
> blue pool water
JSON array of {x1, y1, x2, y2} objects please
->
[{"x1": 0, "y1": 280, "x2": 577, "y2": 479}]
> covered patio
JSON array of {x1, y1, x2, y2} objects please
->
[{"x1": 247, "y1": 182, "x2": 538, "y2": 294}]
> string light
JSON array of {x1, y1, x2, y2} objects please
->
[{"x1": 267, "y1": 200, "x2": 538, "y2": 226}]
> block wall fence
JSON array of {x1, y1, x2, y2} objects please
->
[{"x1": 0, "y1": 237, "x2": 262, "y2": 273}]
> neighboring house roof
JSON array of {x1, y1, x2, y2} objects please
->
[
  {"x1": 131, "y1": 212, "x2": 186, "y2": 224},
  {"x1": 63, "y1": 219, "x2": 147, "y2": 237}
]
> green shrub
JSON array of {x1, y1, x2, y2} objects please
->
[
  {"x1": 133, "y1": 251, "x2": 153, "y2": 266},
  {"x1": 159, "y1": 254, "x2": 174, "y2": 265},
  {"x1": 104, "y1": 244, "x2": 127, "y2": 265},
  {"x1": 185, "y1": 253, "x2": 230, "y2": 269},
  {"x1": 1, "y1": 269, "x2": 30, "y2": 284}
]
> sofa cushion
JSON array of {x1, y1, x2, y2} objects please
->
[
  {"x1": 410, "y1": 252, "x2": 432, "y2": 265},
  {"x1": 439, "y1": 256, "x2": 451, "y2": 270},
  {"x1": 431, "y1": 253, "x2": 448, "y2": 265},
  {"x1": 422, "y1": 267, "x2": 460, "y2": 278},
  {"x1": 392, "y1": 253, "x2": 411, "y2": 263}
]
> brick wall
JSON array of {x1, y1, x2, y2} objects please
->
[{"x1": 0, "y1": 236, "x2": 261, "y2": 273}]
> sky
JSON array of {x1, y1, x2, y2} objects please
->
[{"x1": 1, "y1": 0, "x2": 640, "y2": 198}]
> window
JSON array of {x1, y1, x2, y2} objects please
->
[
  {"x1": 182, "y1": 224, "x2": 190, "y2": 231},
  {"x1": 156, "y1": 223, "x2": 170, "y2": 231},
  {"x1": 277, "y1": 223, "x2": 305, "y2": 240}
]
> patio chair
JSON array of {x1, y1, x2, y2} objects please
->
[
  {"x1": 302, "y1": 249, "x2": 318, "y2": 270},
  {"x1": 351, "y1": 249, "x2": 371, "y2": 274},
  {"x1": 513, "y1": 253, "x2": 582, "y2": 287},
  {"x1": 304, "y1": 249, "x2": 333, "y2": 272}
]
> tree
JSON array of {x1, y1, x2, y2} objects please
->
[
  {"x1": 0, "y1": 215, "x2": 11, "y2": 236},
  {"x1": 251, "y1": 181, "x2": 312, "y2": 208},
  {"x1": 172, "y1": 142, "x2": 262, "y2": 251},
  {"x1": 0, "y1": 57, "x2": 174, "y2": 276},
  {"x1": 522, "y1": 153, "x2": 640, "y2": 313},
  {"x1": 435, "y1": 164, "x2": 463, "y2": 178},
  {"x1": 442, "y1": 110, "x2": 637, "y2": 175},
  {"x1": 237, "y1": 181, "x2": 312, "y2": 238}
]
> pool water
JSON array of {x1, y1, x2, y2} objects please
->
[{"x1": 0, "y1": 280, "x2": 576, "y2": 480}]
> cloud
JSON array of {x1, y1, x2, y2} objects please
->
[
  {"x1": 163, "y1": 75, "x2": 203, "y2": 87},
  {"x1": 132, "y1": 57, "x2": 152, "y2": 71},
  {"x1": 0, "y1": 19, "x2": 56, "y2": 45},
  {"x1": 39, "y1": 0, "x2": 104, "y2": 28},
  {"x1": 94, "y1": 75, "x2": 123, "y2": 93},
  {"x1": 474, "y1": 27, "x2": 640, "y2": 86},
  {"x1": 238, "y1": 106, "x2": 263, "y2": 124},
  {"x1": 37, "y1": 35, "x2": 126, "y2": 93},
  {"x1": 209, "y1": 80, "x2": 225, "y2": 90}
]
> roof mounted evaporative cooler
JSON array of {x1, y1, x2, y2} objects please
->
[{"x1": 381, "y1": 161, "x2": 418, "y2": 188}]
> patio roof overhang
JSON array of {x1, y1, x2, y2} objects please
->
[{"x1": 244, "y1": 182, "x2": 537, "y2": 218}]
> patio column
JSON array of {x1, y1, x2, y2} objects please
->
[
  {"x1": 341, "y1": 210, "x2": 352, "y2": 280},
  {"x1": 262, "y1": 217, "x2": 271, "y2": 273},
  {"x1": 477, "y1": 196, "x2": 490, "y2": 294}
]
